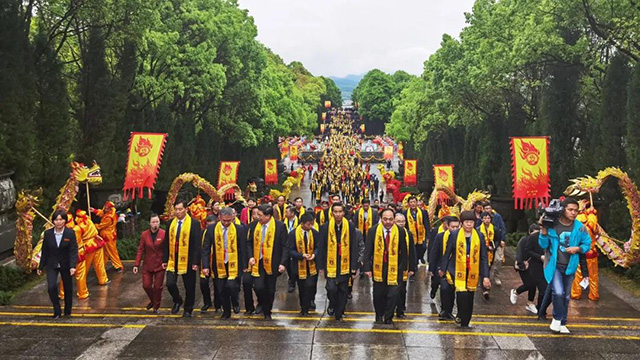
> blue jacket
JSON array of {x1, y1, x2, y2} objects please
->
[{"x1": 538, "y1": 220, "x2": 592, "y2": 283}]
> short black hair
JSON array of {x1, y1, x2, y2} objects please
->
[
  {"x1": 174, "y1": 197, "x2": 187, "y2": 207},
  {"x1": 561, "y1": 197, "x2": 579, "y2": 208},
  {"x1": 331, "y1": 202, "x2": 344, "y2": 212},
  {"x1": 408, "y1": 196, "x2": 417, "y2": 202},
  {"x1": 480, "y1": 211, "x2": 492, "y2": 219},
  {"x1": 300, "y1": 213, "x2": 315, "y2": 224},
  {"x1": 52, "y1": 209, "x2": 68, "y2": 223},
  {"x1": 379, "y1": 208, "x2": 395, "y2": 218},
  {"x1": 294, "y1": 197, "x2": 303, "y2": 202},
  {"x1": 361, "y1": 199, "x2": 370, "y2": 205},
  {"x1": 529, "y1": 223, "x2": 541, "y2": 233},
  {"x1": 206, "y1": 215, "x2": 216, "y2": 223},
  {"x1": 257, "y1": 204, "x2": 273, "y2": 216},
  {"x1": 248, "y1": 197, "x2": 257, "y2": 203},
  {"x1": 150, "y1": 213, "x2": 160, "y2": 220}
]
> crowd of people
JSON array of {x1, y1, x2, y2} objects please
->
[{"x1": 39, "y1": 110, "x2": 595, "y2": 333}]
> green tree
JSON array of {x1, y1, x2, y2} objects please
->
[{"x1": 320, "y1": 76, "x2": 342, "y2": 108}]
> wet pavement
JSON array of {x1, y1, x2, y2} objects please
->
[
  {"x1": 3, "y1": 161, "x2": 640, "y2": 359},
  {"x1": 2, "y1": 258, "x2": 640, "y2": 360}
]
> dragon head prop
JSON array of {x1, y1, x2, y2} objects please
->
[{"x1": 72, "y1": 161, "x2": 102, "y2": 185}]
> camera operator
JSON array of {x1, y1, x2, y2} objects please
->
[{"x1": 538, "y1": 197, "x2": 591, "y2": 334}]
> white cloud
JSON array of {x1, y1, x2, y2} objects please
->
[{"x1": 237, "y1": 0, "x2": 475, "y2": 77}]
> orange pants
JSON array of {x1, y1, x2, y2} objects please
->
[
  {"x1": 85, "y1": 247, "x2": 109, "y2": 285},
  {"x1": 103, "y1": 240, "x2": 123, "y2": 270},
  {"x1": 571, "y1": 257, "x2": 599, "y2": 301},
  {"x1": 59, "y1": 259, "x2": 88, "y2": 299}
]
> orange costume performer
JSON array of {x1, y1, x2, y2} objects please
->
[
  {"x1": 76, "y1": 209, "x2": 109, "y2": 286},
  {"x1": 571, "y1": 203, "x2": 599, "y2": 301},
  {"x1": 93, "y1": 201, "x2": 123, "y2": 271}
]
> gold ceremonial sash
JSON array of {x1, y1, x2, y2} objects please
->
[
  {"x1": 373, "y1": 225, "x2": 399, "y2": 285},
  {"x1": 407, "y1": 208, "x2": 426, "y2": 245},
  {"x1": 326, "y1": 217, "x2": 350, "y2": 278},
  {"x1": 454, "y1": 229, "x2": 481, "y2": 292},
  {"x1": 479, "y1": 223, "x2": 495, "y2": 265},
  {"x1": 214, "y1": 223, "x2": 239, "y2": 280},
  {"x1": 168, "y1": 215, "x2": 192, "y2": 275},
  {"x1": 357, "y1": 208, "x2": 373, "y2": 234},
  {"x1": 252, "y1": 218, "x2": 276, "y2": 277},
  {"x1": 295, "y1": 226, "x2": 317, "y2": 279}
]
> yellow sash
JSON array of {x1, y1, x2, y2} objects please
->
[
  {"x1": 407, "y1": 208, "x2": 426, "y2": 245},
  {"x1": 438, "y1": 224, "x2": 444, "y2": 234},
  {"x1": 214, "y1": 223, "x2": 239, "y2": 280},
  {"x1": 295, "y1": 226, "x2": 317, "y2": 279},
  {"x1": 286, "y1": 216, "x2": 299, "y2": 233},
  {"x1": 275, "y1": 205, "x2": 285, "y2": 221},
  {"x1": 234, "y1": 217, "x2": 241, "y2": 225},
  {"x1": 326, "y1": 217, "x2": 350, "y2": 278},
  {"x1": 402, "y1": 230, "x2": 410, "y2": 281},
  {"x1": 357, "y1": 208, "x2": 373, "y2": 234},
  {"x1": 454, "y1": 229, "x2": 481, "y2": 292},
  {"x1": 168, "y1": 215, "x2": 192, "y2": 275},
  {"x1": 318, "y1": 210, "x2": 326, "y2": 224},
  {"x1": 297, "y1": 207, "x2": 306, "y2": 218},
  {"x1": 252, "y1": 218, "x2": 276, "y2": 277},
  {"x1": 373, "y1": 225, "x2": 399, "y2": 285},
  {"x1": 479, "y1": 223, "x2": 495, "y2": 265}
]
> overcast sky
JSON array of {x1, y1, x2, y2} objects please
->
[{"x1": 237, "y1": 0, "x2": 476, "y2": 77}]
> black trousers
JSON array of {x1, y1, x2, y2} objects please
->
[
  {"x1": 166, "y1": 269, "x2": 196, "y2": 313},
  {"x1": 431, "y1": 272, "x2": 441, "y2": 294},
  {"x1": 242, "y1": 272, "x2": 256, "y2": 311},
  {"x1": 199, "y1": 275, "x2": 221, "y2": 308},
  {"x1": 214, "y1": 277, "x2": 240, "y2": 316},
  {"x1": 326, "y1": 275, "x2": 350, "y2": 319},
  {"x1": 395, "y1": 280, "x2": 408, "y2": 314},
  {"x1": 253, "y1": 261, "x2": 278, "y2": 316},
  {"x1": 456, "y1": 291, "x2": 475, "y2": 327},
  {"x1": 529, "y1": 263, "x2": 548, "y2": 311},
  {"x1": 440, "y1": 278, "x2": 455, "y2": 316},
  {"x1": 415, "y1": 242, "x2": 427, "y2": 263},
  {"x1": 296, "y1": 275, "x2": 318, "y2": 311},
  {"x1": 373, "y1": 281, "x2": 401, "y2": 321},
  {"x1": 46, "y1": 267, "x2": 72, "y2": 316},
  {"x1": 516, "y1": 270, "x2": 536, "y2": 302}
]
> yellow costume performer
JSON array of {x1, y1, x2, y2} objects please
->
[
  {"x1": 571, "y1": 204, "x2": 599, "y2": 301},
  {"x1": 93, "y1": 201, "x2": 123, "y2": 271},
  {"x1": 75, "y1": 210, "x2": 109, "y2": 287},
  {"x1": 58, "y1": 213, "x2": 88, "y2": 299}
]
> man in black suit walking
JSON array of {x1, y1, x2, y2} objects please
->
[{"x1": 38, "y1": 209, "x2": 78, "y2": 318}]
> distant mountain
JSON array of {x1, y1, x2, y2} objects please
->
[{"x1": 329, "y1": 74, "x2": 364, "y2": 101}]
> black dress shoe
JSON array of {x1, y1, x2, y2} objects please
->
[
  {"x1": 153, "y1": 309, "x2": 160, "y2": 315},
  {"x1": 310, "y1": 301, "x2": 316, "y2": 311},
  {"x1": 255, "y1": 306, "x2": 263, "y2": 315},
  {"x1": 116, "y1": 268, "x2": 124, "y2": 273},
  {"x1": 327, "y1": 307, "x2": 334, "y2": 316},
  {"x1": 483, "y1": 291, "x2": 490, "y2": 301},
  {"x1": 171, "y1": 302, "x2": 182, "y2": 314},
  {"x1": 201, "y1": 304, "x2": 211, "y2": 313},
  {"x1": 52, "y1": 314, "x2": 61, "y2": 319},
  {"x1": 384, "y1": 318, "x2": 393, "y2": 324},
  {"x1": 288, "y1": 285, "x2": 295, "y2": 293},
  {"x1": 221, "y1": 313, "x2": 231, "y2": 319},
  {"x1": 182, "y1": 311, "x2": 192, "y2": 318},
  {"x1": 264, "y1": 314, "x2": 272, "y2": 320},
  {"x1": 214, "y1": 307, "x2": 221, "y2": 314},
  {"x1": 375, "y1": 317, "x2": 383, "y2": 324},
  {"x1": 335, "y1": 317, "x2": 344, "y2": 322},
  {"x1": 430, "y1": 289, "x2": 437, "y2": 299},
  {"x1": 233, "y1": 306, "x2": 240, "y2": 314},
  {"x1": 147, "y1": 302, "x2": 154, "y2": 310},
  {"x1": 245, "y1": 309, "x2": 255, "y2": 315},
  {"x1": 396, "y1": 313, "x2": 406, "y2": 319}
]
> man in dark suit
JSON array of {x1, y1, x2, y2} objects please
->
[
  {"x1": 404, "y1": 196, "x2": 431, "y2": 266},
  {"x1": 162, "y1": 198, "x2": 202, "y2": 317},
  {"x1": 363, "y1": 208, "x2": 413, "y2": 324},
  {"x1": 202, "y1": 207, "x2": 247, "y2": 318},
  {"x1": 355, "y1": 199, "x2": 379, "y2": 277},
  {"x1": 247, "y1": 204, "x2": 288, "y2": 319},
  {"x1": 38, "y1": 209, "x2": 78, "y2": 318},
  {"x1": 318, "y1": 202, "x2": 359, "y2": 321},
  {"x1": 287, "y1": 212, "x2": 320, "y2": 315}
]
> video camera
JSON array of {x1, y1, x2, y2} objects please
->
[{"x1": 537, "y1": 199, "x2": 564, "y2": 228}]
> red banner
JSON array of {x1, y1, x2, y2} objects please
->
[
  {"x1": 123, "y1": 132, "x2": 167, "y2": 199},
  {"x1": 218, "y1": 161, "x2": 240, "y2": 188},
  {"x1": 264, "y1": 159, "x2": 278, "y2": 185},
  {"x1": 398, "y1": 142, "x2": 404, "y2": 160},
  {"x1": 433, "y1": 164, "x2": 454, "y2": 204},
  {"x1": 404, "y1": 160, "x2": 417, "y2": 186},
  {"x1": 510, "y1": 137, "x2": 550, "y2": 209}
]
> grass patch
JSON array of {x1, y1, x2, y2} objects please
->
[
  {"x1": 0, "y1": 266, "x2": 42, "y2": 305},
  {"x1": 601, "y1": 267, "x2": 640, "y2": 298}
]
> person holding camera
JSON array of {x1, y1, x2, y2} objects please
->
[{"x1": 538, "y1": 197, "x2": 591, "y2": 334}]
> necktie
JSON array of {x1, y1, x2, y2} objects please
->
[
  {"x1": 337, "y1": 225, "x2": 342, "y2": 257},
  {"x1": 304, "y1": 231, "x2": 309, "y2": 254},
  {"x1": 223, "y1": 226, "x2": 228, "y2": 263},
  {"x1": 261, "y1": 224, "x2": 267, "y2": 259},
  {"x1": 384, "y1": 229, "x2": 390, "y2": 263},
  {"x1": 175, "y1": 220, "x2": 182, "y2": 271}
]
